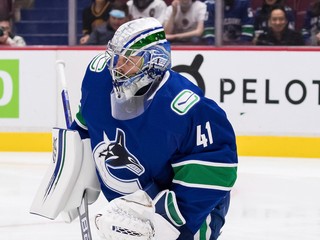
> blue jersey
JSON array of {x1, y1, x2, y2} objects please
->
[
  {"x1": 72, "y1": 53, "x2": 238, "y2": 239},
  {"x1": 203, "y1": 0, "x2": 254, "y2": 44},
  {"x1": 301, "y1": 7, "x2": 320, "y2": 45}
]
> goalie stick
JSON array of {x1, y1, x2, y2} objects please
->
[
  {"x1": 56, "y1": 60, "x2": 93, "y2": 240},
  {"x1": 56, "y1": 60, "x2": 73, "y2": 129}
]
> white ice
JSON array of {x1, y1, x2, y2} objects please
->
[{"x1": 1, "y1": 152, "x2": 320, "y2": 240}]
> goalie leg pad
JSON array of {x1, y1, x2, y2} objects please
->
[
  {"x1": 30, "y1": 128, "x2": 83, "y2": 219},
  {"x1": 30, "y1": 128, "x2": 100, "y2": 221}
]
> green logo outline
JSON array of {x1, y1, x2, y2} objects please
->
[{"x1": 171, "y1": 89, "x2": 200, "y2": 115}]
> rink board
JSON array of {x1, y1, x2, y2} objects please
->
[
  {"x1": 1, "y1": 46, "x2": 320, "y2": 158},
  {"x1": 0, "y1": 132, "x2": 319, "y2": 158}
]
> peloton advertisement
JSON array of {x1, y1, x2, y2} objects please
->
[{"x1": 0, "y1": 47, "x2": 319, "y2": 155}]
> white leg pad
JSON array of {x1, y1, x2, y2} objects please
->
[{"x1": 30, "y1": 128, "x2": 100, "y2": 221}]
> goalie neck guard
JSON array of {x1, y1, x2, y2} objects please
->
[{"x1": 105, "y1": 17, "x2": 171, "y2": 120}]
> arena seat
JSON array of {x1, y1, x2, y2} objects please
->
[{"x1": 14, "y1": 0, "x2": 90, "y2": 45}]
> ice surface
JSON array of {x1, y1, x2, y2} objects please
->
[{"x1": 1, "y1": 152, "x2": 320, "y2": 240}]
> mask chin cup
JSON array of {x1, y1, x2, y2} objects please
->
[{"x1": 110, "y1": 77, "x2": 161, "y2": 120}]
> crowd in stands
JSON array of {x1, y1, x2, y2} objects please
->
[
  {"x1": 0, "y1": 0, "x2": 26, "y2": 46},
  {"x1": 1, "y1": 0, "x2": 320, "y2": 46},
  {"x1": 255, "y1": 4, "x2": 304, "y2": 45}
]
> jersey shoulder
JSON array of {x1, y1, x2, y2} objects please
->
[
  {"x1": 166, "y1": 71, "x2": 203, "y2": 116},
  {"x1": 82, "y1": 52, "x2": 112, "y2": 90},
  {"x1": 87, "y1": 52, "x2": 110, "y2": 74},
  {"x1": 149, "y1": 70, "x2": 214, "y2": 131}
]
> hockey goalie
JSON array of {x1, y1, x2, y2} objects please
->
[{"x1": 31, "y1": 17, "x2": 238, "y2": 240}]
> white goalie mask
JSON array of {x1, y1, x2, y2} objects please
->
[{"x1": 105, "y1": 17, "x2": 171, "y2": 120}]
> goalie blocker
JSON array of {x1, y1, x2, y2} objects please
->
[{"x1": 30, "y1": 128, "x2": 100, "y2": 222}]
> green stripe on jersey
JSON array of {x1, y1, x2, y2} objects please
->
[
  {"x1": 75, "y1": 106, "x2": 87, "y2": 128},
  {"x1": 167, "y1": 192, "x2": 185, "y2": 226},
  {"x1": 172, "y1": 162, "x2": 237, "y2": 189},
  {"x1": 199, "y1": 219, "x2": 208, "y2": 240},
  {"x1": 242, "y1": 25, "x2": 254, "y2": 36}
]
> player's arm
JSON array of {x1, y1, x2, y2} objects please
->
[
  {"x1": 95, "y1": 97, "x2": 238, "y2": 238},
  {"x1": 162, "y1": 97, "x2": 238, "y2": 235},
  {"x1": 168, "y1": 20, "x2": 204, "y2": 40},
  {"x1": 166, "y1": 2, "x2": 206, "y2": 41},
  {"x1": 70, "y1": 51, "x2": 111, "y2": 139},
  {"x1": 69, "y1": 105, "x2": 90, "y2": 139}
]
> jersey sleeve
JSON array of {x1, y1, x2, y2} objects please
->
[
  {"x1": 70, "y1": 52, "x2": 111, "y2": 139},
  {"x1": 69, "y1": 66, "x2": 90, "y2": 138},
  {"x1": 70, "y1": 105, "x2": 89, "y2": 139},
  {"x1": 240, "y1": 0, "x2": 254, "y2": 42},
  {"x1": 203, "y1": 1, "x2": 215, "y2": 44},
  {"x1": 155, "y1": 88, "x2": 238, "y2": 234}
]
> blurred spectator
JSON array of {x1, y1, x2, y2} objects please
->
[
  {"x1": 256, "y1": 5, "x2": 304, "y2": 45},
  {"x1": 0, "y1": 0, "x2": 13, "y2": 19},
  {"x1": 0, "y1": 16, "x2": 26, "y2": 46},
  {"x1": 80, "y1": 0, "x2": 114, "y2": 45},
  {"x1": 163, "y1": 0, "x2": 206, "y2": 44},
  {"x1": 301, "y1": 0, "x2": 320, "y2": 46},
  {"x1": 86, "y1": 1, "x2": 130, "y2": 45},
  {"x1": 127, "y1": 0, "x2": 167, "y2": 24},
  {"x1": 253, "y1": 0, "x2": 295, "y2": 41},
  {"x1": 203, "y1": 0, "x2": 254, "y2": 45},
  {"x1": 13, "y1": 0, "x2": 34, "y2": 21}
]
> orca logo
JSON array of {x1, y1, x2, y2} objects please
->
[
  {"x1": 172, "y1": 54, "x2": 205, "y2": 94},
  {"x1": 93, "y1": 128, "x2": 145, "y2": 195}
]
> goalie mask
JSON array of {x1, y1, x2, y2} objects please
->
[{"x1": 105, "y1": 17, "x2": 171, "y2": 120}]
